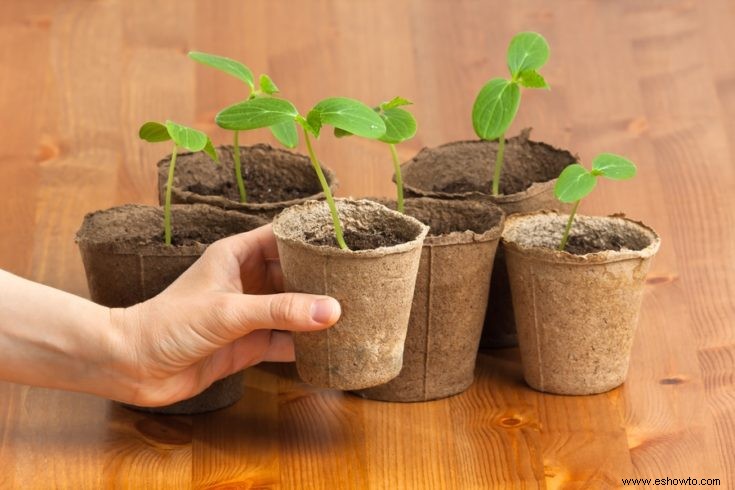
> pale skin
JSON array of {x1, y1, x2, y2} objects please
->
[{"x1": 0, "y1": 225, "x2": 341, "y2": 407}]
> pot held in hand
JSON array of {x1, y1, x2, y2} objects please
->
[
  {"x1": 501, "y1": 211, "x2": 660, "y2": 395},
  {"x1": 272, "y1": 199, "x2": 429, "y2": 390}
]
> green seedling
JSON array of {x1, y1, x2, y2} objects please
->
[
  {"x1": 472, "y1": 32, "x2": 550, "y2": 196},
  {"x1": 216, "y1": 96, "x2": 386, "y2": 250},
  {"x1": 188, "y1": 51, "x2": 297, "y2": 203},
  {"x1": 139, "y1": 120, "x2": 218, "y2": 246},
  {"x1": 334, "y1": 96, "x2": 417, "y2": 213},
  {"x1": 554, "y1": 153, "x2": 637, "y2": 251}
]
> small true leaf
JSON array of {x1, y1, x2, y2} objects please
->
[
  {"x1": 381, "y1": 96, "x2": 413, "y2": 110},
  {"x1": 216, "y1": 97, "x2": 298, "y2": 130},
  {"x1": 554, "y1": 163, "x2": 597, "y2": 203},
  {"x1": 164, "y1": 120, "x2": 208, "y2": 152},
  {"x1": 311, "y1": 97, "x2": 386, "y2": 139},
  {"x1": 507, "y1": 32, "x2": 550, "y2": 77},
  {"x1": 270, "y1": 120, "x2": 298, "y2": 148},
  {"x1": 259, "y1": 74, "x2": 279, "y2": 95},
  {"x1": 202, "y1": 138, "x2": 219, "y2": 162},
  {"x1": 472, "y1": 78, "x2": 521, "y2": 140},
  {"x1": 188, "y1": 51, "x2": 254, "y2": 89},
  {"x1": 517, "y1": 69, "x2": 549, "y2": 89},
  {"x1": 139, "y1": 121, "x2": 171, "y2": 143},
  {"x1": 592, "y1": 153, "x2": 637, "y2": 180},
  {"x1": 379, "y1": 107, "x2": 417, "y2": 144}
]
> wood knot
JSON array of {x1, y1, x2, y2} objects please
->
[
  {"x1": 135, "y1": 417, "x2": 192, "y2": 446},
  {"x1": 35, "y1": 139, "x2": 60, "y2": 163},
  {"x1": 646, "y1": 274, "x2": 678, "y2": 285},
  {"x1": 500, "y1": 416, "x2": 522, "y2": 428},
  {"x1": 627, "y1": 116, "x2": 649, "y2": 136},
  {"x1": 660, "y1": 376, "x2": 685, "y2": 385}
]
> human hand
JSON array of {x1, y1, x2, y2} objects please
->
[{"x1": 109, "y1": 224, "x2": 340, "y2": 407}]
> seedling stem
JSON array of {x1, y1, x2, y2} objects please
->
[
  {"x1": 232, "y1": 130, "x2": 247, "y2": 202},
  {"x1": 389, "y1": 144, "x2": 405, "y2": 213},
  {"x1": 558, "y1": 200, "x2": 580, "y2": 251},
  {"x1": 164, "y1": 143, "x2": 178, "y2": 246},
  {"x1": 492, "y1": 133, "x2": 506, "y2": 196},
  {"x1": 302, "y1": 127, "x2": 347, "y2": 250}
]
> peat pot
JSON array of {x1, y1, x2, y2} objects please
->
[
  {"x1": 501, "y1": 211, "x2": 661, "y2": 395},
  {"x1": 272, "y1": 199, "x2": 429, "y2": 390},
  {"x1": 355, "y1": 197, "x2": 505, "y2": 402},
  {"x1": 399, "y1": 129, "x2": 577, "y2": 349},
  {"x1": 76, "y1": 203, "x2": 267, "y2": 413},
  {"x1": 157, "y1": 143, "x2": 338, "y2": 219}
]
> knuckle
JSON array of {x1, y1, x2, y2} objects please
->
[{"x1": 269, "y1": 294, "x2": 303, "y2": 324}]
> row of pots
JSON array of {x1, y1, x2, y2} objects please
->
[{"x1": 76, "y1": 132, "x2": 659, "y2": 414}]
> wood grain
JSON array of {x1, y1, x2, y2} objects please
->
[{"x1": 1, "y1": 0, "x2": 733, "y2": 488}]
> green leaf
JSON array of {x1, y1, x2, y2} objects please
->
[
  {"x1": 306, "y1": 109, "x2": 323, "y2": 136},
  {"x1": 270, "y1": 120, "x2": 298, "y2": 148},
  {"x1": 471, "y1": 78, "x2": 521, "y2": 140},
  {"x1": 381, "y1": 96, "x2": 413, "y2": 110},
  {"x1": 138, "y1": 121, "x2": 171, "y2": 143},
  {"x1": 379, "y1": 108, "x2": 417, "y2": 144},
  {"x1": 554, "y1": 163, "x2": 597, "y2": 203},
  {"x1": 216, "y1": 97, "x2": 298, "y2": 130},
  {"x1": 164, "y1": 120, "x2": 209, "y2": 152},
  {"x1": 333, "y1": 127, "x2": 352, "y2": 138},
  {"x1": 507, "y1": 32, "x2": 550, "y2": 78},
  {"x1": 188, "y1": 51, "x2": 254, "y2": 89},
  {"x1": 592, "y1": 153, "x2": 637, "y2": 180},
  {"x1": 259, "y1": 74, "x2": 279, "y2": 95},
  {"x1": 202, "y1": 138, "x2": 219, "y2": 162},
  {"x1": 295, "y1": 115, "x2": 319, "y2": 136},
  {"x1": 311, "y1": 97, "x2": 386, "y2": 139},
  {"x1": 517, "y1": 69, "x2": 549, "y2": 89}
]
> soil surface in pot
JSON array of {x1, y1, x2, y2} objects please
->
[
  {"x1": 402, "y1": 129, "x2": 576, "y2": 196},
  {"x1": 504, "y1": 213, "x2": 652, "y2": 255},
  {"x1": 166, "y1": 143, "x2": 326, "y2": 203},
  {"x1": 78, "y1": 204, "x2": 263, "y2": 248}
]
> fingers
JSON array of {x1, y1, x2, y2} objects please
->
[{"x1": 209, "y1": 292, "x2": 341, "y2": 344}]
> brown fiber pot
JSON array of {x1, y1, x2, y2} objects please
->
[
  {"x1": 354, "y1": 197, "x2": 505, "y2": 402},
  {"x1": 398, "y1": 129, "x2": 576, "y2": 349},
  {"x1": 272, "y1": 199, "x2": 429, "y2": 390},
  {"x1": 157, "y1": 143, "x2": 338, "y2": 219},
  {"x1": 76, "y1": 203, "x2": 267, "y2": 414},
  {"x1": 501, "y1": 211, "x2": 661, "y2": 395}
]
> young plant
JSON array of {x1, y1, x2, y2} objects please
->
[
  {"x1": 188, "y1": 51, "x2": 298, "y2": 203},
  {"x1": 554, "y1": 153, "x2": 637, "y2": 251},
  {"x1": 139, "y1": 120, "x2": 218, "y2": 246},
  {"x1": 216, "y1": 96, "x2": 386, "y2": 250},
  {"x1": 472, "y1": 32, "x2": 550, "y2": 196},
  {"x1": 334, "y1": 97, "x2": 417, "y2": 213}
]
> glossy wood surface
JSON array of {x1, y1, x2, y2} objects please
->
[{"x1": 1, "y1": 1, "x2": 733, "y2": 488}]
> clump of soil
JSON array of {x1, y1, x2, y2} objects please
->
[
  {"x1": 401, "y1": 128, "x2": 576, "y2": 197},
  {"x1": 502, "y1": 212, "x2": 653, "y2": 256},
  {"x1": 159, "y1": 143, "x2": 330, "y2": 203}
]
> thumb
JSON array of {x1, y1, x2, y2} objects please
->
[{"x1": 208, "y1": 292, "x2": 341, "y2": 342}]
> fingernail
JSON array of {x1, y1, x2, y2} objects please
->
[{"x1": 310, "y1": 298, "x2": 340, "y2": 324}]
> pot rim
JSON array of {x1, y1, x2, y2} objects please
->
[
  {"x1": 159, "y1": 144, "x2": 340, "y2": 211},
  {"x1": 373, "y1": 196, "x2": 506, "y2": 247},
  {"x1": 75, "y1": 203, "x2": 266, "y2": 255},
  {"x1": 501, "y1": 210, "x2": 661, "y2": 265},
  {"x1": 272, "y1": 198, "x2": 429, "y2": 258},
  {"x1": 397, "y1": 130, "x2": 579, "y2": 204}
]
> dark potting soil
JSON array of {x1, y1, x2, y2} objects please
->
[
  {"x1": 166, "y1": 144, "x2": 327, "y2": 203},
  {"x1": 402, "y1": 129, "x2": 576, "y2": 196},
  {"x1": 77, "y1": 204, "x2": 266, "y2": 249},
  {"x1": 502, "y1": 213, "x2": 653, "y2": 256},
  {"x1": 305, "y1": 229, "x2": 406, "y2": 251}
]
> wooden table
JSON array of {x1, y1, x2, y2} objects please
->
[{"x1": 1, "y1": 1, "x2": 733, "y2": 488}]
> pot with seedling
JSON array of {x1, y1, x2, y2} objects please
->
[
  {"x1": 398, "y1": 32, "x2": 578, "y2": 349},
  {"x1": 157, "y1": 52, "x2": 338, "y2": 218},
  {"x1": 217, "y1": 95, "x2": 429, "y2": 390},
  {"x1": 77, "y1": 120, "x2": 268, "y2": 414},
  {"x1": 502, "y1": 154, "x2": 660, "y2": 395},
  {"x1": 333, "y1": 97, "x2": 506, "y2": 401}
]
